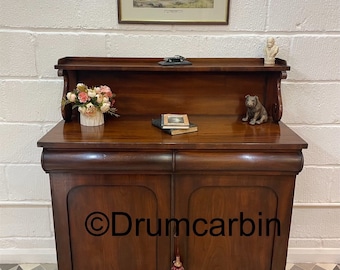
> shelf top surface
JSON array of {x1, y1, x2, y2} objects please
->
[
  {"x1": 55, "y1": 57, "x2": 290, "y2": 72},
  {"x1": 38, "y1": 116, "x2": 307, "y2": 150}
]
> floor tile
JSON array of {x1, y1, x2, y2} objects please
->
[
  {"x1": 316, "y1": 264, "x2": 337, "y2": 270},
  {"x1": 286, "y1": 263, "x2": 295, "y2": 270},
  {"x1": 296, "y1": 263, "x2": 317, "y2": 270},
  {"x1": 0, "y1": 265, "x2": 19, "y2": 270},
  {"x1": 40, "y1": 265, "x2": 58, "y2": 270},
  {"x1": 313, "y1": 266, "x2": 328, "y2": 270},
  {"x1": 290, "y1": 266, "x2": 305, "y2": 270},
  {"x1": 18, "y1": 264, "x2": 40, "y2": 270}
]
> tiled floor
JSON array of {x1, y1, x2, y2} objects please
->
[
  {"x1": 1, "y1": 264, "x2": 340, "y2": 270},
  {"x1": 286, "y1": 264, "x2": 340, "y2": 270},
  {"x1": 0, "y1": 265, "x2": 57, "y2": 270}
]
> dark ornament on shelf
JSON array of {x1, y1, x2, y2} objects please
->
[{"x1": 159, "y1": 55, "x2": 192, "y2": 66}]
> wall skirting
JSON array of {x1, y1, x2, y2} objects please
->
[
  {"x1": 287, "y1": 248, "x2": 340, "y2": 263},
  {"x1": 0, "y1": 248, "x2": 339, "y2": 264},
  {"x1": 0, "y1": 249, "x2": 57, "y2": 264}
]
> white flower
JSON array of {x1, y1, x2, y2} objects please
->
[
  {"x1": 103, "y1": 97, "x2": 109, "y2": 103},
  {"x1": 88, "y1": 89, "x2": 96, "y2": 98},
  {"x1": 66, "y1": 92, "x2": 76, "y2": 102},
  {"x1": 86, "y1": 103, "x2": 95, "y2": 109},
  {"x1": 76, "y1": 83, "x2": 87, "y2": 92},
  {"x1": 78, "y1": 106, "x2": 86, "y2": 114},
  {"x1": 96, "y1": 93, "x2": 103, "y2": 103},
  {"x1": 100, "y1": 102, "x2": 111, "y2": 113}
]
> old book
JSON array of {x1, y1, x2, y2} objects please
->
[{"x1": 152, "y1": 118, "x2": 198, "y2": 136}]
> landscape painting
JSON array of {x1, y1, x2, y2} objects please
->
[
  {"x1": 133, "y1": 0, "x2": 214, "y2": 8},
  {"x1": 118, "y1": 0, "x2": 229, "y2": 24}
]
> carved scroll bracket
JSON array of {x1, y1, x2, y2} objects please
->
[
  {"x1": 59, "y1": 70, "x2": 77, "y2": 122},
  {"x1": 269, "y1": 70, "x2": 287, "y2": 122}
]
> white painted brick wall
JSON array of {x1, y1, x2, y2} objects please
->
[
  {"x1": 0, "y1": 207, "x2": 52, "y2": 238},
  {"x1": 6, "y1": 165, "x2": 51, "y2": 201},
  {"x1": 1, "y1": 80, "x2": 63, "y2": 122},
  {"x1": 0, "y1": 166, "x2": 7, "y2": 200},
  {"x1": 0, "y1": 0, "x2": 339, "y2": 264},
  {"x1": 267, "y1": 0, "x2": 340, "y2": 31},
  {"x1": 0, "y1": 32, "x2": 37, "y2": 77},
  {"x1": 282, "y1": 83, "x2": 340, "y2": 125},
  {"x1": 294, "y1": 168, "x2": 340, "y2": 203},
  {"x1": 289, "y1": 37, "x2": 340, "y2": 81}
]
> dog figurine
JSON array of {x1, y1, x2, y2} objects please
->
[{"x1": 242, "y1": 95, "x2": 268, "y2": 125}]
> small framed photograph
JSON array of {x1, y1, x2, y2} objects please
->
[
  {"x1": 161, "y1": 114, "x2": 190, "y2": 128},
  {"x1": 118, "y1": 1, "x2": 229, "y2": 24}
]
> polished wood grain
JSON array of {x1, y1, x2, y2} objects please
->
[
  {"x1": 67, "y1": 176, "x2": 171, "y2": 270},
  {"x1": 39, "y1": 57, "x2": 307, "y2": 270},
  {"x1": 175, "y1": 175, "x2": 296, "y2": 270},
  {"x1": 55, "y1": 57, "x2": 289, "y2": 122},
  {"x1": 39, "y1": 116, "x2": 306, "y2": 174},
  {"x1": 55, "y1": 57, "x2": 289, "y2": 72},
  {"x1": 38, "y1": 116, "x2": 306, "y2": 150},
  {"x1": 49, "y1": 174, "x2": 171, "y2": 270}
]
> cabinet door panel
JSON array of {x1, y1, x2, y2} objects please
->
[
  {"x1": 52, "y1": 174, "x2": 171, "y2": 270},
  {"x1": 175, "y1": 175, "x2": 294, "y2": 270}
]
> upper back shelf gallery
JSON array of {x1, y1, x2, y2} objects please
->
[{"x1": 55, "y1": 57, "x2": 290, "y2": 122}]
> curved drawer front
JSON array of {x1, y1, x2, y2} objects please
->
[
  {"x1": 175, "y1": 151, "x2": 304, "y2": 173},
  {"x1": 42, "y1": 150, "x2": 173, "y2": 173},
  {"x1": 42, "y1": 149, "x2": 304, "y2": 174}
]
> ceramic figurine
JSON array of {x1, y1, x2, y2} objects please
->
[
  {"x1": 171, "y1": 255, "x2": 184, "y2": 270},
  {"x1": 242, "y1": 95, "x2": 268, "y2": 125},
  {"x1": 264, "y1": 37, "x2": 279, "y2": 65},
  {"x1": 171, "y1": 235, "x2": 184, "y2": 270}
]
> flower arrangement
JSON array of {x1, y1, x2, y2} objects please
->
[{"x1": 63, "y1": 83, "x2": 119, "y2": 117}]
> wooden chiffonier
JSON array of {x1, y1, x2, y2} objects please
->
[{"x1": 38, "y1": 57, "x2": 307, "y2": 270}]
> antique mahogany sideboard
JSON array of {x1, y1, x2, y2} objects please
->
[{"x1": 38, "y1": 57, "x2": 307, "y2": 270}]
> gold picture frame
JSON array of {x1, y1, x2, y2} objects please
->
[{"x1": 118, "y1": 0, "x2": 229, "y2": 24}]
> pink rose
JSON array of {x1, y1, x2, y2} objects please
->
[
  {"x1": 78, "y1": 92, "x2": 89, "y2": 103},
  {"x1": 100, "y1": 85, "x2": 113, "y2": 98}
]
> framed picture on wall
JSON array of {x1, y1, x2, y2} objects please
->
[{"x1": 118, "y1": 0, "x2": 229, "y2": 24}]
